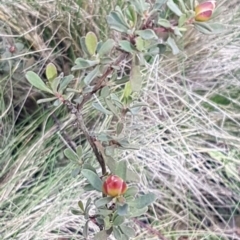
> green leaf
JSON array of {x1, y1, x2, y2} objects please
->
[
  {"x1": 167, "y1": 36, "x2": 179, "y2": 55},
  {"x1": 105, "y1": 98, "x2": 119, "y2": 116},
  {"x1": 84, "y1": 65, "x2": 100, "y2": 85},
  {"x1": 78, "y1": 200, "x2": 85, "y2": 212},
  {"x1": 95, "y1": 197, "x2": 113, "y2": 208},
  {"x1": 128, "y1": 206, "x2": 148, "y2": 217},
  {"x1": 76, "y1": 145, "x2": 82, "y2": 157},
  {"x1": 85, "y1": 32, "x2": 98, "y2": 55},
  {"x1": 46, "y1": 63, "x2": 57, "y2": 82},
  {"x1": 92, "y1": 102, "x2": 112, "y2": 115},
  {"x1": 113, "y1": 227, "x2": 122, "y2": 240},
  {"x1": 210, "y1": 94, "x2": 230, "y2": 105},
  {"x1": 116, "y1": 160, "x2": 127, "y2": 181},
  {"x1": 81, "y1": 169, "x2": 103, "y2": 192},
  {"x1": 113, "y1": 215, "x2": 125, "y2": 226},
  {"x1": 117, "y1": 203, "x2": 129, "y2": 216},
  {"x1": 82, "y1": 163, "x2": 97, "y2": 173},
  {"x1": 120, "y1": 225, "x2": 135, "y2": 237},
  {"x1": 97, "y1": 208, "x2": 113, "y2": 216},
  {"x1": 194, "y1": 22, "x2": 226, "y2": 35},
  {"x1": 72, "y1": 58, "x2": 99, "y2": 70},
  {"x1": 25, "y1": 71, "x2": 53, "y2": 94},
  {"x1": 80, "y1": 36, "x2": 89, "y2": 55},
  {"x1": 153, "y1": 0, "x2": 167, "y2": 9},
  {"x1": 125, "y1": 5, "x2": 137, "y2": 26},
  {"x1": 104, "y1": 216, "x2": 112, "y2": 230},
  {"x1": 130, "y1": 193, "x2": 156, "y2": 209},
  {"x1": 119, "y1": 40, "x2": 135, "y2": 53},
  {"x1": 101, "y1": 86, "x2": 110, "y2": 98},
  {"x1": 158, "y1": 18, "x2": 171, "y2": 28},
  {"x1": 130, "y1": 55, "x2": 142, "y2": 92},
  {"x1": 116, "y1": 122, "x2": 124, "y2": 135},
  {"x1": 126, "y1": 169, "x2": 140, "y2": 182},
  {"x1": 124, "y1": 186, "x2": 138, "y2": 197},
  {"x1": 71, "y1": 167, "x2": 81, "y2": 178},
  {"x1": 94, "y1": 230, "x2": 112, "y2": 240},
  {"x1": 135, "y1": 29, "x2": 158, "y2": 40},
  {"x1": 64, "y1": 148, "x2": 79, "y2": 162},
  {"x1": 83, "y1": 220, "x2": 89, "y2": 238},
  {"x1": 98, "y1": 39, "x2": 115, "y2": 56},
  {"x1": 83, "y1": 184, "x2": 96, "y2": 191},
  {"x1": 167, "y1": 0, "x2": 183, "y2": 16},
  {"x1": 58, "y1": 75, "x2": 74, "y2": 92},
  {"x1": 130, "y1": 0, "x2": 150, "y2": 15},
  {"x1": 71, "y1": 208, "x2": 83, "y2": 216},
  {"x1": 107, "y1": 11, "x2": 129, "y2": 33}
]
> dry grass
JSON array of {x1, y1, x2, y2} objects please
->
[{"x1": 1, "y1": 0, "x2": 240, "y2": 239}]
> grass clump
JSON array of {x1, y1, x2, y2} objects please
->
[{"x1": 1, "y1": 0, "x2": 240, "y2": 239}]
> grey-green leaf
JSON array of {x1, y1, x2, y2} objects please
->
[
  {"x1": 95, "y1": 197, "x2": 113, "y2": 208},
  {"x1": 120, "y1": 225, "x2": 135, "y2": 237},
  {"x1": 167, "y1": 0, "x2": 183, "y2": 16},
  {"x1": 84, "y1": 65, "x2": 100, "y2": 85},
  {"x1": 135, "y1": 29, "x2": 158, "y2": 40},
  {"x1": 98, "y1": 39, "x2": 115, "y2": 56},
  {"x1": 113, "y1": 215, "x2": 125, "y2": 226},
  {"x1": 26, "y1": 71, "x2": 53, "y2": 93},
  {"x1": 167, "y1": 36, "x2": 179, "y2": 55},
  {"x1": 64, "y1": 148, "x2": 79, "y2": 162},
  {"x1": 117, "y1": 203, "x2": 129, "y2": 216},
  {"x1": 92, "y1": 102, "x2": 112, "y2": 115},
  {"x1": 130, "y1": 56, "x2": 142, "y2": 92},
  {"x1": 83, "y1": 220, "x2": 89, "y2": 238},
  {"x1": 116, "y1": 160, "x2": 127, "y2": 181},
  {"x1": 82, "y1": 169, "x2": 103, "y2": 192},
  {"x1": 119, "y1": 40, "x2": 135, "y2": 53},
  {"x1": 93, "y1": 230, "x2": 111, "y2": 240},
  {"x1": 130, "y1": 192, "x2": 156, "y2": 209}
]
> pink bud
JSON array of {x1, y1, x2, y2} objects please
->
[
  {"x1": 195, "y1": 1, "x2": 216, "y2": 22},
  {"x1": 102, "y1": 175, "x2": 127, "y2": 197}
]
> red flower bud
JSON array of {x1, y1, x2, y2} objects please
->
[
  {"x1": 102, "y1": 175, "x2": 127, "y2": 197},
  {"x1": 195, "y1": 1, "x2": 216, "y2": 22}
]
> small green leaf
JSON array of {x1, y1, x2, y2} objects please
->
[
  {"x1": 130, "y1": 193, "x2": 156, "y2": 209},
  {"x1": 167, "y1": 0, "x2": 183, "y2": 16},
  {"x1": 130, "y1": 0, "x2": 150, "y2": 15},
  {"x1": 82, "y1": 163, "x2": 97, "y2": 173},
  {"x1": 107, "y1": 11, "x2": 129, "y2": 33},
  {"x1": 98, "y1": 39, "x2": 115, "y2": 56},
  {"x1": 105, "y1": 98, "x2": 119, "y2": 116},
  {"x1": 95, "y1": 197, "x2": 113, "y2": 208},
  {"x1": 113, "y1": 215, "x2": 125, "y2": 226},
  {"x1": 94, "y1": 230, "x2": 112, "y2": 240},
  {"x1": 83, "y1": 184, "x2": 96, "y2": 191},
  {"x1": 113, "y1": 227, "x2": 122, "y2": 240},
  {"x1": 104, "y1": 216, "x2": 112, "y2": 230},
  {"x1": 83, "y1": 220, "x2": 89, "y2": 238},
  {"x1": 78, "y1": 200, "x2": 85, "y2": 212},
  {"x1": 158, "y1": 18, "x2": 171, "y2": 28},
  {"x1": 64, "y1": 148, "x2": 79, "y2": 162},
  {"x1": 116, "y1": 122, "x2": 124, "y2": 135},
  {"x1": 116, "y1": 160, "x2": 127, "y2": 181},
  {"x1": 82, "y1": 169, "x2": 103, "y2": 192},
  {"x1": 72, "y1": 58, "x2": 99, "y2": 70},
  {"x1": 154, "y1": 0, "x2": 167, "y2": 9},
  {"x1": 71, "y1": 167, "x2": 81, "y2": 178},
  {"x1": 210, "y1": 94, "x2": 230, "y2": 105},
  {"x1": 167, "y1": 36, "x2": 179, "y2": 55},
  {"x1": 120, "y1": 225, "x2": 135, "y2": 237},
  {"x1": 71, "y1": 208, "x2": 83, "y2": 216},
  {"x1": 194, "y1": 22, "x2": 226, "y2": 35},
  {"x1": 85, "y1": 32, "x2": 98, "y2": 55},
  {"x1": 135, "y1": 29, "x2": 158, "y2": 40},
  {"x1": 84, "y1": 65, "x2": 100, "y2": 85},
  {"x1": 26, "y1": 71, "x2": 53, "y2": 94},
  {"x1": 80, "y1": 36, "x2": 89, "y2": 55},
  {"x1": 76, "y1": 145, "x2": 82, "y2": 157},
  {"x1": 58, "y1": 75, "x2": 74, "y2": 92},
  {"x1": 101, "y1": 86, "x2": 110, "y2": 98},
  {"x1": 117, "y1": 203, "x2": 129, "y2": 216},
  {"x1": 92, "y1": 102, "x2": 112, "y2": 115},
  {"x1": 97, "y1": 208, "x2": 113, "y2": 216},
  {"x1": 46, "y1": 63, "x2": 57, "y2": 82},
  {"x1": 130, "y1": 55, "x2": 142, "y2": 92},
  {"x1": 124, "y1": 186, "x2": 138, "y2": 197},
  {"x1": 119, "y1": 40, "x2": 135, "y2": 53},
  {"x1": 125, "y1": 5, "x2": 137, "y2": 26},
  {"x1": 126, "y1": 169, "x2": 140, "y2": 182},
  {"x1": 128, "y1": 206, "x2": 148, "y2": 217}
]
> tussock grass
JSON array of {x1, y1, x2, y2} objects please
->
[{"x1": 1, "y1": 0, "x2": 240, "y2": 239}]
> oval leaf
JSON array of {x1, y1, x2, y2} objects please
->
[
  {"x1": 116, "y1": 160, "x2": 127, "y2": 181},
  {"x1": 98, "y1": 39, "x2": 115, "y2": 56},
  {"x1": 85, "y1": 32, "x2": 98, "y2": 55},
  {"x1": 113, "y1": 215, "x2": 125, "y2": 226},
  {"x1": 135, "y1": 29, "x2": 158, "y2": 40},
  {"x1": 130, "y1": 192, "x2": 156, "y2": 209},
  {"x1": 46, "y1": 63, "x2": 57, "y2": 82},
  {"x1": 95, "y1": 197, "x2": 113, "y2": 208},
  {"x1": 25, "y1": 71, "x2": 53, "y2": 93},
  {"x1": 81, "y1": 169, "x2": 103, "y2": 192}
]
